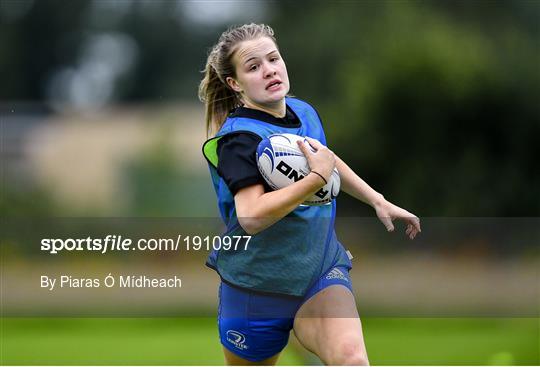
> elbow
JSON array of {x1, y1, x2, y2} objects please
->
[{"x1": 237, "y1": 217, "x2": 264, "y2": 235}]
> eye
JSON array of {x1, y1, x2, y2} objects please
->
[
  {"x1": 270, "y1": 56, "x2": 279, "y2": 62},
  {"x1": 249, "y1": 64, "x2": 259, "y2": 71}
]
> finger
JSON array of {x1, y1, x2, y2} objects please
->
[
  {"x1": 304, "y1": 136, "x2": 325, "y2": 151},
  {"x1": 404, "y1": 220, "x2": 418, "y2": 238},
  {"x1": 406, "y1": 224, "x2": 412, "y2": 237},
  {"x1": 405, "y1": 216, "x2": 421, "y2": 233},
  {"x1": 296, "y1": 140, "x2": 313, "y2": 156},
  {"x1": 413, "y1": 217, "x2": 421, "y2": 233},
  {"x1": 412, "y1": 225, "x2": 419, "y2": 239},
  {"x1": 380, "y1": 216, "x2": 394, "y2": 232}
]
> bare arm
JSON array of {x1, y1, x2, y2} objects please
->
[
  {"x1": 234, "y1": 175, "x2": 324, "y2": 234},
  {"x1": 335, "y1": 155, "x2": 385, "y2": 207},
  {"x1": 235, "y1": 138, "x2": 335, "y2": 235},
  {"x1": 335, "y1": 155, "x2": 421, "y2": 239}
]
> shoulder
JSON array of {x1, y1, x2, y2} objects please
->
[
  {"x1": 218, "y1": 114, "x2": 267, "y2": 138},
  {"x1": 203, "y1": 131, "x2": 261, "y2": 169}
]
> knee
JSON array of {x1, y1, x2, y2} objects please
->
[{"x1": 327, "y1": 340, "x2": 369, "y2": 366}]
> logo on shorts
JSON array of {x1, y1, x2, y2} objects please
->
[
  {"x1": 226, "y1": 330, "x2": 248, "y2": 350},
  {"x1": 326, "y1": 267, "x2": 348, "y2": 282}
]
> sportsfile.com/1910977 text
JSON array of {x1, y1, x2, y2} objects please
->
[{"x1": 40, "y1": 235, "x2": 252, "y2": 254}]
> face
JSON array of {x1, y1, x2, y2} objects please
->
[{"x1": 226, "y1": 37, "x2": 290, "y2": 109}]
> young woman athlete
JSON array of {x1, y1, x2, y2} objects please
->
[{"x1": 200, "y1": 24, "x2": 421, "y2": 365}]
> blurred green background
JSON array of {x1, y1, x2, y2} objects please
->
[
  {"x1": 2, "y1": 0, "x2": 539, "y2": 217},
  {"x1": 1, "y1": 0, "x2": 539, "y2": 365}
]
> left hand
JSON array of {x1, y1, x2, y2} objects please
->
[{"x1": 374, "y1": 200, "x2": 421, "y2": 240}]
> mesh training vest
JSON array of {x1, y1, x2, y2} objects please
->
[{"x1": 202, "y1": 97, "x2": 351, "y2": 296}]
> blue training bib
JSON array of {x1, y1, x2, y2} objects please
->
[{"x1": 202, "y1": 97, "x2": 351, "y2": 296}]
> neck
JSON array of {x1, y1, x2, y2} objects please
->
[{"x1": 242, "y1": 99, "x2": 286, "y2": 118}]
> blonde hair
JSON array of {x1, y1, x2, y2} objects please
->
[{"x1": 198, "y1": 23, "x2": 277, "y2": 137}]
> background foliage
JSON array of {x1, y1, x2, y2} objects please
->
[{"x1": 2, "y1": 0, "x2": 538, "y2": 217}]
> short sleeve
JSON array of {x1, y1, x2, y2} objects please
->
[{"x1": 216, "y1": 132, "x2": 264, "y2": 196}]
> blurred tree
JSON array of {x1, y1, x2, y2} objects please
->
[
  {"x1": 271, "y1": 0, "x2": 540, "y2": 216},
  {"x1": 0, "y1": 0, "x2": 91, "y2": 100}
]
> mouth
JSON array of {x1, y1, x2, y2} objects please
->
[{"x1": 265, "y1": 80, "x2": 282, "y2": 90}]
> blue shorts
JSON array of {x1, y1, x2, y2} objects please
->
[{"x1": 217, "y1": 266, "x2": 353, "y2": 362}]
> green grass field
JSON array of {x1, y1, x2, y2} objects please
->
[{"x1": 1, "y1": 318, "x2": 538, "y2": 365}]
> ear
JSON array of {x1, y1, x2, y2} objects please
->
[{"x1": 226, "y1": 76, "x2": 242, "y2": 93}]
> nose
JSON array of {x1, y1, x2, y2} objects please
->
[{"x1": 263, "y1": 62, "x2": 277, "y2": 78}]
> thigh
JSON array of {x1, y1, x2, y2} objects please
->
[
  {"x1": 218, "y1": 282, "x2": 295, "y2": 364},
  {"x1": 293, "y1": 285, "x2": 369, "y2": 365}
]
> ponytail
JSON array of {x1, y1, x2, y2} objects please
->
[{"x1": 198, "y1": 60, "x2": 240, "y2": 137}]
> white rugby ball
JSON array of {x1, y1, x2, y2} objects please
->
[{"x1": 256, "y1": 133, "x2": 340, "y2": 205}]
